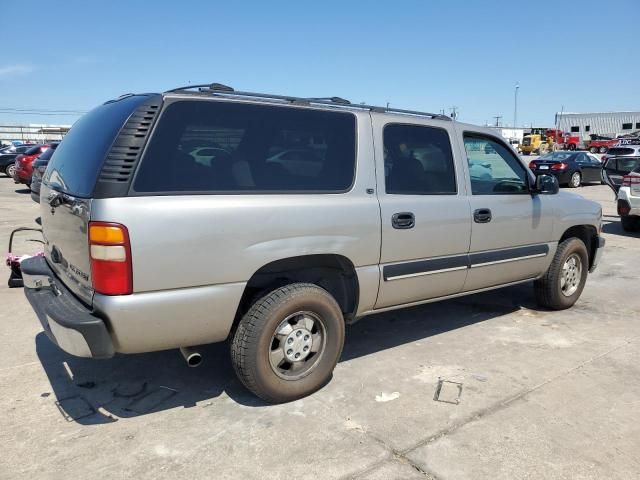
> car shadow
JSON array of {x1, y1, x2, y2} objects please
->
[
  {"x1": 14, "y1": 187, "x2": 31, "y2": 194},
  {"x1": 36, "y1": 282, "x2": 538, "y2": 424},
  {"x1": 602, "y1": 215, "x2": 640, "y2": 238}
]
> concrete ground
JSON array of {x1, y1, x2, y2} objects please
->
[{"x1": 0, "y1": 173, "x2": 638, "y2": 480}]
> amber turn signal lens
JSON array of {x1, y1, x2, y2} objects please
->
[{"x1": 89, "y1": 225, "x2": 125, "y2": 244}]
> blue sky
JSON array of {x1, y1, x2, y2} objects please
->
[{"x1": 1, "y1": 0, "x2": 637, "y2": 127}]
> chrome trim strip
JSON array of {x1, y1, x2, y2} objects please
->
[
  {"x1": 386, "y1": 265, "x2": 468, "y2": 281},
  {"x1": 470, "y1": 252, "x2": 547, "y2": 268}
]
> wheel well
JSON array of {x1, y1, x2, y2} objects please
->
[
  {"x1": 234, "y1": 254, "x2": 359, "y2": 327},
  {"x1": 560, "y1": 225, "x2": 598, "y2": 268}
]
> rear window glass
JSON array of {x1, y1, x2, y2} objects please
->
[
  {"x1": 37, "y1": 144, "x2": 58, "y2": 161},
  {"x1": 539, "y1": 152, "x2": 574, "y2": 162},
  {"x1": 607, "y1": 147, "x2": 635, "y2": 156},
  {"x1": 133, "y1": 100, "x2": 356, "y2": 193},
  {"x1": 44, "y1": 95, "x2": 152, "y2": 197},
  {"x1": 25, "y1": 145, "x2": 43, "y2": 155}
]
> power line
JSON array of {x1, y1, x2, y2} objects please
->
[
  {"x1": 0, "y1": 107, "x2": 88, "y2": 114},
  {"x1": 0, "y1": 111, "x2": 83, "y2": 116}
]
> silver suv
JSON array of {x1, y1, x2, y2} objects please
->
[{"x1": 21, "y1": 84, "x2": 605, "y2": 403}]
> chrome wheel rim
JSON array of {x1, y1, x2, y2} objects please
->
[
  {"x1": 571, "y1": 173, "x2": 581, "y2": 187},
  {"x1": 7, "y1": 164, "x2": 16, "y2": 178},
  {"x1": 269, "y1": 311, "x2": 326, "y2": 380},
  {"x1": 560, "y1": 253, "x2": 582, "y2": 297}
]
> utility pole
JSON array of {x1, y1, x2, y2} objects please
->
[
  {"x1": 514, "y1": 81, "x2": 519, "y2": 128},
  {"x1": 450, "y1": 106, "x2": 458, "y2": 120},
  {"x1": 493, "y1": 115, "x2": 502, "y2": 127}
]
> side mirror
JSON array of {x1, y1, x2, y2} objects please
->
[{"x1": 533, "y1": 174, "x2": 559, "y2": 194}]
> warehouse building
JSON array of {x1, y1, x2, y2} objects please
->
[
  {"x1": 555, "y1": 111, "x2": 640, "y2": 138},
  {"x1": 0, "y1": 123, "x2": 71, "y2": 144}
]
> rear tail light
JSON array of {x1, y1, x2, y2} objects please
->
[
  {"x1": 551, "y1": 162, "x2": 568, "y2": 170},
  {"x1": 622, "y1": 175, "x2": 640, "y2": 186},
  {"x1": 528, "y1": 161, "x2": 537, "y2": 169},
  {"x1": 88, "y1": 222, "x2": 132, "y2": 295}
]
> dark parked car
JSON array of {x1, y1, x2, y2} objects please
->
[
  {"x1": 13, "y1": 144, "x2": 50, "y2": 185},
  {"x1": 528, "y1": 151, "x2": 603, "y2": 188},
  {"x1": 30, "y1": 142, "x2": 60, "y2": 202},
  {"x1": 0, "y1": 144, "x2": 35, "y2": 177}
]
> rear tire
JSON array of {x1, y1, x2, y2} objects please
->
[
  {"x1": 568, "y1": 171, "x2": 581, "y2": 188},
  {"x1": 535, "y1": 237, "x2": 588, "y2": 310},
  {"x1": 568, "y1": 143, "x2": 576, "y2": 151},
  {"x1": 589, "y1": 147, "x2": 598, "y2": 154},
  {"x1": 621, "y1": 216, "x2": 640, "y2": 232},
  {"x1": 230, "y1": 283, "x2": 345, "y2": 403},
  {"x1": 5, "y1": 163, "x2": 15, "y2": 178}
]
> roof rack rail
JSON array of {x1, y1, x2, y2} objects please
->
[
  {"x1": 164, "y1": 83, "x2": 451, "y2": 121},
  {"x1": 307, "y1": 96, "x2": 351, "y2": 105},
  {"x1": 165, "y1": 82, "x2": 235, "y2": 93}
]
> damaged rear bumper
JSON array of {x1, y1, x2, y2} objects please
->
[{"x1": 21, "y1": 256, "x2": 114, "y2": 359}]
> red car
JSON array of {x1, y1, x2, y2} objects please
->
[{"x1": 13, "y1": 144, "x2": 50, "y2": 185}]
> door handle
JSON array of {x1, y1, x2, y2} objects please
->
[
  {"x1": 473, "y1": 208, "x2": 492, "y2": 223},
  {"x1": 392, "y1": 212, "x2": 415, "y2": 229}
]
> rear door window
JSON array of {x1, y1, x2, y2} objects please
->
[
  {"x1": 133, "y1": 100, "x2": 357, "y2": 193},
  {"x1": 383, "y1": 124, "x2": 456, "y2": 195}
]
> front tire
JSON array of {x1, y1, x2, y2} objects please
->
[
  {"x1": 589, "y1": 147, "x2": 598, "y2": 153},
  {"x1": 535, "y1": 238, "x2": 589, "y2": 310},
  {"x1": 599, "y1": 146, "x2": 607, "y2": 154},
  {"x1": 231, "y1": 283, "x2": 345, "y2": 403}
]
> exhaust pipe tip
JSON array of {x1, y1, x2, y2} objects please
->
[{"x1": 179, "y1": 347, "x2": 202, "y2": 368}]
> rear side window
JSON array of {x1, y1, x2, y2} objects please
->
[
  {"x1": 133, "y1": 100, "x2": 356, "y2": 193},
  {"x1": 383, "y1": 124, "x2": 456, "y2": 195},
  {"x1": 44, "y1": 95, "x2": 153, "y2": 197},
  {"x1": 604, "y1": 157, "x2": 640, "y2": 174}
]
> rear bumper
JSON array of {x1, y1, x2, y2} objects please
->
[
  {"x1": 590, "y1": 236, "x2": 605, "y2": 273},
  {"x1": 21, "y1": 256, "x2": 246, "y2": 356},
  {"x1": 21, "y1": 256, "x2": 114, "y2": 358}
]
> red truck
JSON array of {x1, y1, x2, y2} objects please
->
[
  {"x1": 586, "y1": 135, "x2": 617, "y2": 154},
  {"x1": 545, "y1": 129, "x2": 581, "y2": 151}
]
